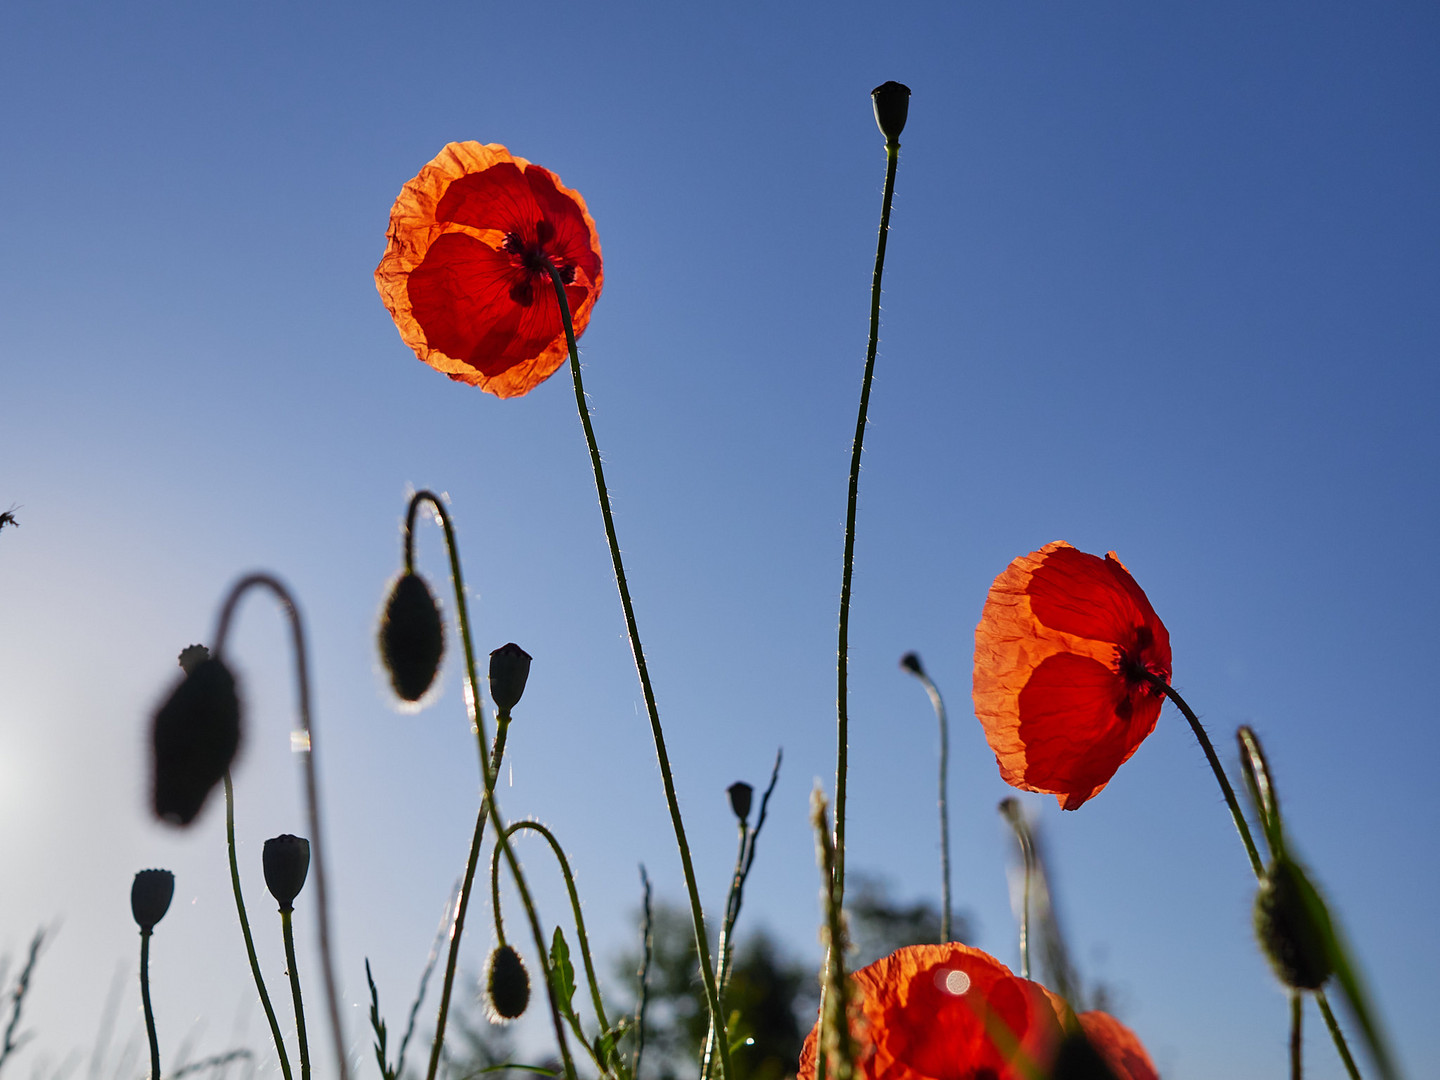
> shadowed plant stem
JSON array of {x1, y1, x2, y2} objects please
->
[
  {"x1": 545, "y1": 263, "x2": 728, "y2": 1080},
  {"x1": 213, "y1": 575, "x2": 345, "y2": 1080},
  {"x1": 836, "y1": 137, "x2": 902, "y2": 908},
  {"x1": 139, "y1": 931, "x2": 160, "y2": 1080},
  {"x1": 406, "y1": 494, "x2": 577, "y2": 1080},
  {"x1": 281, "y1": 909, "x2": 310, "y2": 1080},
  {"x1": 1316, "y1": 991, "x2": 1362, "y2": 1080},
  {"x1": 1291, "y1": 992, "x2": 1303, "y2": 1080},
  {"x1": 224, "y1": 773, "x2": 293, "y2": 1080}
]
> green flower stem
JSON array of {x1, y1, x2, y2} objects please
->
[
  {"x1": 836, "y1": 137, "x2": 902, "y2": 908},
  {"x1": 906, "y1": 664, "x2": 952, "y2": 941},
  {"x1": 501, "y1": 821, "x2": 612, "y2": 1039},
  {"x1": 406, "y1": 495, "x2": 577, "y2": 1080},
  {"x1": 1139, "y1": 675, "x2": 1264, "y2": 879},
  {"x1": 999, "y1": 799, "x2": 1034, "y2": 979},
  {"x1": 545, "y1": 263, "x2": 729, "y2": 1080},
  {"x1": 1291, "y1": 992, "x2": 1303, "y2": 1080},
  {"x1": 281, "y1": 908, "x2": 311, "y2": 1080},
  {"x1": 811, "y1": 790, "x2": 853, "y2": 1080},
  {"x1": 139, "y1": 930, "x2": 160, "y2": 1080},
  {"x1": 214, "y1": 575, "x2": 346, "y2": 1080},
  {"x1": 225, "y1": 773, "x2": 293, "y2": 1080},
  {"x1": 634, "y1": 867, "x2": 653, "y2": 1080},
  {"x1": 1316, "y1": 991, "x2": 1362, "y2": 1080}
]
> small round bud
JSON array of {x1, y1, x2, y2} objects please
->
[
  {"x1": 899, "y1": 652, "x2": 924, "y2": 677},
  {"x1": 379, "y1": 573, "x2": 445, "y2": 702},
  {"x1": 485, "y1": 944, "x2": 530, "y2": 1021},
  {"x1": 488, "y1": 643, "x2": 533, "y2": 714},
  {"x1": 131, "y1": 869, "x2": 175, "y2": 932},
  {"x1": 263, "y1": 834, "x2": 311, "y2": 911},
  {"x1": 178, "y1": 644, "x2": 210, "y2": 675},
  {"x1": 1254, "y1": 856, "x2": 1334, "y2": 990},
  {"x1": 727, "y1": 781, "x2": 754, "y2": 823},
  {"x1": 871, "y1": 81, "x2": 911, "y2": 143},
  {"x1": 152, "y1": 657, "x2": 241, "y2": 826}
]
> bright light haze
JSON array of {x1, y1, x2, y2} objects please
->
[{"x1": 2, "y1": 4, "x2": 1437, "y2": 1079}]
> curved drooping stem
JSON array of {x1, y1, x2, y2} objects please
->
[
  {"x1": 998, "y1": 799, "x2": 1034, "y2": 979},
  {"x1": 903, "y1": 658, "x2": 952, "y2": 941},
  {"x1": 213, "y1": 575, "x2": 345, "y2": 1080},
  {"x1": 224, "y1": 773, "x2": 293, "y2": 1080},
  {"x1": 404, "y1": 494, "x2": 577, "y2": 1080},
  {"x1": 545, "y1": 264, "x2": 729, "y2": 1080},
  {"x1": 139, "y1": 932, "x2": 160, "y2": 1080},
  {"x1": 835, "y1": 136, "x2": 902, "y2": 909}
]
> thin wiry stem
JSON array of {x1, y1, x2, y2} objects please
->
[
  {"x1": 545, "y1": 264, "x2": 728, "y2": 1080},
  {"x1": 213, "y1": 575, "x2": 346, "y2": 1080},
  {"x1": 1291, "y1": 992, "x2": 1304, "y2": 1080},
  {"x1": 999, "y1": 799, "x2": 1033, "y2": 979},
  {"x1": 835, "y1": 137, "x2": 902, "y2": 909},
  {"x1": 1315, "y1": 992, "x2": 1362, "y2": 1080},
  {"x1": 224, "y1": 773, "x2": 292, "y2": 1080},
  {"x1": 280, "y1": 910, "x2": 310, "y2": 1080},
  {"x1": 138, "y1": 933, "x2": 160, "y2": 1080},
  {"x1": 634, "y1": 867, "x2": 653, "y2": 1080},
  {"x1": 901, "y1": 656, "x2": 951, "y2": 941}
]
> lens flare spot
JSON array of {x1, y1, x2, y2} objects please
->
[
  {"x1": 937, "y1": 969, "x2": 971, "y2": 996},
  {"x1": 290, "y1": 730, "x2": 311, "y2": 753}
]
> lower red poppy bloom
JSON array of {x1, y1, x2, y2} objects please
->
[
  {"x1": 375, "y1": 142, "x2": 603, "y2": 399},
  {"x1": 973, "y1": 542, "x2": 1172, "y2": 810},
  {"x1": 798, "y1": 944, "x2": 1063, "y2": 1080}
]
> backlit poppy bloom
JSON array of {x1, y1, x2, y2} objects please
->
[
  {"x1": 798, "y1": 944, "x2": 1063, "y2": 1080},
  {"x1": 1077, "y1": 1011, "x2": 1161, "y2": 1080},
  {"x1": 973, "y1": 542, "x2": 1171, "y2": 810},
  {"x1": 375, "y1": 142, "x2": 603, "y2": 399}
]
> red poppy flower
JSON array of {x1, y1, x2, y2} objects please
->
[
  {"x1": 973, "y1": 542, "x2": 1171, "y2": 810},
  {"x1": 798, "y1": 944, "x2": 1063, "y2": 1080},
  {"x1": 1076, "y1": 1011, "x2": 1160, "y2": 1080},
  {"x1": 375, "y1": 142, "x2": 603, "y2": 399}
]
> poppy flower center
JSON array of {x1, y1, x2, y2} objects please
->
[
  {"x1": 1117, "y1": 624, "x2": 1168, "y2": 700},
  {"x1": 502, "y1": 219, "x2": 577, "y2": 307}
]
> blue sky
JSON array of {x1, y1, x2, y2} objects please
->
[{"x1": 2, "y1": 3, "x2": 1437, "y2": 1078}]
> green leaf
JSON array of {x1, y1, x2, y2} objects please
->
[{"x1": 549, "y1": 926, "x2": 577, "y2": 1014}]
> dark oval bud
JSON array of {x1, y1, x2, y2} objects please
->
[
  {"x1": 485, "y1": 944, "x2": 530, "y2": 1022},
  {"x1": 152, "y1": 657, "x2": 241, "y2": 826},
  {"x1": 899, "y1": 652, "x2": 924, "y2": 677},
  {"x1": 178, "y1": 644, "x2": 210, "y2": 675},
  {"x1": 1254, "y1": 856, "x2": 1334, "y2": 990},
  {"x1": 379, "y1": 572, "x2": 444, "y2": 702},
  {"x1": 131, "y1": 869, "x2": 175, "y2": 932},
  {"x1": 871, "y1": 81, "x2": 911, "y2": 143},
  {"x1": 1050, "y1": 1031, "x2": 1121, "y2": 1080},
  {"x1": 263, "y1": 834, "x2": 311, "y2": 911},
  {"x1": 488, "y1": 643, "x2": 532, "y2": 714},
  {"x1": 727, "y1": 781, "x2": 754, "y2": 823}
]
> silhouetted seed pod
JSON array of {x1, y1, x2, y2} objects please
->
[
  {"x1": 485, "y1": 944, "x2": 530, "y2": 1022},
  {"x1": 178, "y1": 644, "x2": 210, "y2": 675},
  {"x1": 379, "y1": 572, "x2": 444, "y2": 702},
  {"x1": 899, "y1": 652, "x2": 924, "y2": 677},
  {"x1": 263, "y1": 834, "x2": 311, "y2": 911},
  {"x1": 727, "y1": 781, "x2": 754, "y2": 823},
  {"x1": 131, "y1": 869, "x2": 175, "y2": 932},
  {"x1": 871, "y1": 81, "x2": 911, "y2": 143},
  {"x1": 488, "y1": 643, "x2": 532, "y2": 714},
  {"x1": 1254, "y1": 856, "x2": 1335, "y2": 990},
  {"x1": 152, "y1": 657, "x2": 241, "y2": 826}
]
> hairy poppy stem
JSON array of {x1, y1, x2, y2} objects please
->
[
  {"x1": 545, "y1": 263, "x2": 730, "y2": 1080},
  {"x1": 1291, "y1": 991, "x2": 1304, "y2": 1080},
  {"x1": 1141, "y1": 675, "x2": 1264, "y2": 879},
  {"x1": 139, "y1": 931, "x2": 160, "y2": 1080},
  {"x1": 405, "y1": 494, "x2": 578, "y2": 1080},
  {"x1": 225, "y1": 773, "x2": 293, "y2": 1080},
  {"x1": 1315, "y1": 991, "x2": 1362, "y2": 1080},
  {"x1": 213, "y1": 575, "x2": 346, "y2": 1080},
  {"x1": 280, "y1": 909, "x2": 311, "y2": 1080},
  {"x1": 836, "y1": 135, "x2": 902, "y2": 909},
  {"x1": 902, "y1": 658, "x2": 952, "y2": 942}
]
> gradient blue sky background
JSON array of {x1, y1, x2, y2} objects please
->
[{"x1": 2, "y1": 4, "x2": 1437, "y2": 1079}]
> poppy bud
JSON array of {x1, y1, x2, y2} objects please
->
[
  {"x1": 152, "y1": 657, "x2": 241, "y2": 826},
  {"x1": 1254, "y1": 856, "x2": 1334, "y2": 990},
  {"x1": 262, "y1": 834, "x2": 311, "y2": 911},
  {"x1": 178, "y1": 644, "x2": 210, "y2": 675},
  {"x1": 131, "y1": 869, "x2": 175, "y2": 932},
  {"x1": 379, "y1": 572, "x2": 445, "y2": 702},
  {"x1": 727, "y1": 781, "x2": 753, "y2": 823},
  {"x1": 485, "y1": 943, "x2": 530, "y2": 1021},
  {"x1": 488, "y1": 643, "x2": 532, "y2": 714},
  {"x1": 899, "y1": 652, "x2": 924, "y2": 677},
  {"x1": 1050, "y1": 1032, "x2": 1122, "y2": 1080},
  {"x1": 871, "y1": 81, "x2": 911, "y2": 143}
]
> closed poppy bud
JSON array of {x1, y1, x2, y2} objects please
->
[
  {"x1": 485, "y1": 944, "x2": 530, "y2": 1021},
  {"x1": 262, "y1": 834, "x2": 311, "y2": 911},
  {"x1": 379, "y1": 572, "x2": 444, "y2": 702},
  {"x1": 899, "y1": 652, "x2": 924, "y2": 677},
  {"x1": 1254, "y1": 855, "x2": 1335, "y2": 990},
  {"x1": 488, "y1": 643, "x2": 532, "y2": 714},
  {"x1": 871, "y1": 81, "x2": 911, "y2": 143},
  {"x1": 152, "y1": 657, "x2": 241, "y2": 826},
  {"x1": 131, "y1": 869, "x2": 175, "y2": 932},
  {"x1": 727, "y1": 781, "x2": 753, "y2": 823},
  {"x1": 178, "y1": 644, "x2": 210, "y2": 675}
]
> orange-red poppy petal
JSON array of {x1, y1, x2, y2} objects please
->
[
  {"x1": 375, "y1": 142, "x2": 603, "y2": 399},
  {"x1": 1077, "y1": 1012, "x2": 1161, "y2": 1080}
]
